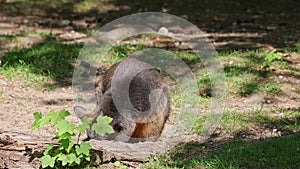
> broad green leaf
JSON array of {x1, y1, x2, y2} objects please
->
[
  {"x1": 56, "y1": 132, "x2": 73, "y2": 140},
  {"x1": 38, "y1": 117, "x2": 51, "y2": 127},
  {"x1": 82, "y1": 117, "x2": 93, "y2": 125},
  {"x1": 59, "y1": 139, "x2": 74, "y2": 153},
  {"x1": 43, "y1": 143, "x2": 54, "y2": 156},
  {"x1": 46, "y1": 110, "x2": 70, "y2": 125},
  {"x1": 67, "y1": 153, "x2": 77, "y2": 166},
  {"x1": 74, "y1": 156, "x2": 81, "y2": 165},
  {"x1": 57, "y1": 153, "x2": 79, "y2": 167},
  {"x1": 31, "y1": 112, "x2": 42, "y2": 131},
  {"x1": 101, "y1": 116, "x2": 113, "y2": 124},
  {"x1": 33, "y1": 112, "x2": 42, "y2": 120},
  {"x1": 58, "y1": 154, "x2": 68, "y2": 166},
  {"x1": 76, "y1": 125, "x2": 86, "y2": 134},
  {"x1": 75, "y1": 141, "x2": 92, "y2": 156},
  {"x1": 35, "y1": 110, "x2": 68, "y2": 128},
  {"x1": 55, "y1": 120, "x2": 75, "y2": 136},
  {"x1": 92, "y1": 116, "x2": 114, "y2": 136},
  {"x1": 52, "y1": 147, "x2": 62, "y2": 158},
  {"x1": 77, "y1": 117, "x2": 92, "y2": 133},
  {"x1": 85, "y1": 156, "x2": 91, "y2": 161},
  {"x1": 40, "y1": 155, "x2": 56, "y2": 168}
]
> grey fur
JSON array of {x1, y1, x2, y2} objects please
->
[{"x1": 74, "y1": 58, "x2": 171, "y2": 143}]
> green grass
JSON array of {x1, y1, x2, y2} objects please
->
[
  {"x1": 145, "y1": 132, "x2": 300, "y2": 169},
  {"x1": 219, "y1": 50, "x2": 286, "y2": 96},
  {"x1": 285, "y1": 40, "x2": 300, "y2": 53},
  {"x1": 0, "y1": 43, "x2": 82, "y2": 88},
  {"x1": 296, "y1": 41, "x2": 300, "y2": 52},
  {"x1": 261, "y1": 81, "x2": 284, "y2": 95},
  {"x1": 171, "y1": 90, "x2": 182, "y2": 108},
  {"x1": 195, "y1": 49, "x2": 286, "y2": 97},
  {"x1": 0, "y1": 38, "x2": 290, "y2": 96},
  {"x1": 193, "y1": 109, "x2": 254, "y2": 135},
  {"x1": 101, "y1": 44, "x2": 145, "y2": 64},
  {"x1": 102, "y1": 44, "x2": 200, "y2": 65},
  {"x1": 249, "y1": 108, "x2": 300, "y2": 133},
  {"x1": 175, "y1": 51, "x2": 200, "y2": 64},
  {"x1": 192, "y1": 108, "x2": 300, "y2": 136},
  {"x1": 219, "y1": 109, "x2": 251, "y2": 134},
  {"x1": 0, "y1": 34, "x2": 19, "y2": 46},
  {"x1": 177, "y1": 109, "x2": 300, "y2": 169}
]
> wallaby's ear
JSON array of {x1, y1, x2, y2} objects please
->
[{"x1": 74, "y1": 106, "x2": 88, "y2": 120}]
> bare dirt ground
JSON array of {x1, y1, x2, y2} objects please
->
[
  {"x1": 0, "y1": 0, "x2": 300, "y2": 168},
  {"x1": 0, "y1": 75, "x2": 75, "y2": 137}
]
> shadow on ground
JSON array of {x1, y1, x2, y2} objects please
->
[
  {"x1": 0, "y1": 0, "x2": 299, "y2": 87},
  {"x1": 1, "y1": 0, "x2": 299, "y2": 51},
  {"x1": 167, "y1": 131, "x2": 300, "y2": 168}
]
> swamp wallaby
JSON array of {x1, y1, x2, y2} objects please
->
[{"x1": 74, "y1": 58, "x2": 171, "y2": 143}]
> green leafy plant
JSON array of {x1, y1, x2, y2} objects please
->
[
  {"x1": 265, "y1": 50, "x2": 283, "y2": 63},
  {"x1": 263, "y1": 50, "x2": 283, "y2": 70},
  {"x1": 32, "y1": 110, "x2": 114, "y2": 168}
]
